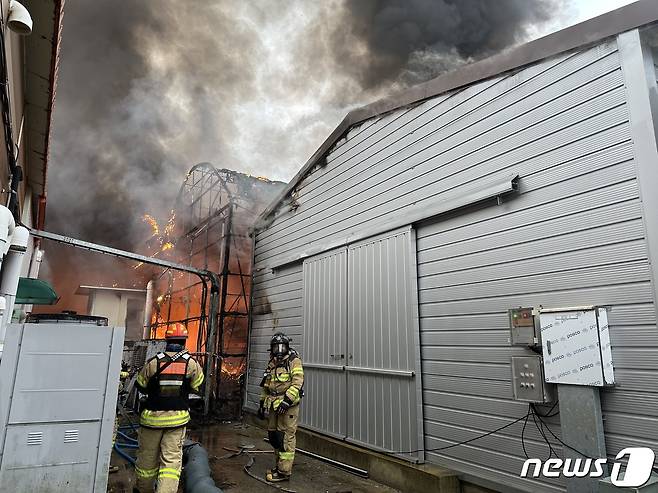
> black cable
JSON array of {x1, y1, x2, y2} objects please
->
[
  {"x1": 521, "y1": 411, "x2": 531, "y2": 459},
  {"x1": 531, "y1": 408, "x2": 558, "y2": 460},
  {"x1": 383, "y1": 410, "x2": 532, "y2": 456},
  {"x1": 528, "y1": 402, "x2": 561, "y2": 460},
  {"x1": 533, "y1": 409, "x2": 591, "y2": 458},
  {"x1": 533, "y1": 405, "x2": 658, "y2": 474},
  {"x1": 531, "y1": 401, "x2": 559, "y2": 418}
]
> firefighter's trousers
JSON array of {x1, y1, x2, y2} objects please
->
[
  {"x1": 135, "y1": 425, "x2": 186, "y2": 493},
  {"x1": 267, "y1": 403, "x2": 300, "y2": 475}
]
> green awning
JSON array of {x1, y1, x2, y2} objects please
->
[{"x1": 15, "y1": 278, "x2": 59, "y2": 305}]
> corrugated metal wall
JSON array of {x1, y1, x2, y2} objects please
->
[
  {"x1": 294, "y1": 231, "x2": 423, "y2": 459},
  {"x1": 346, "y1": 229, "x2": 422, "y2": 460},
  {"x1": 300, "y1": 248, "x2": 347, "y2": 437},
  {"x1": 248, "y1": 33, "x2": 658, "y2": 493},
  {"x1": 247, "y1": 263, "x2": 303, "y2": 409},
  {"x1": 412, "y1": 36, "x2": 656, "y2": 492}
]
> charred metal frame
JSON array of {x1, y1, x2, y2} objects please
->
[{"x1": 149, "y1": 163, "x2": 251, "y2": 416}]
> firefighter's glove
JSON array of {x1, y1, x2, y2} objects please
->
[
  {"x1": 277, "y1": 399, "x2": 292, "y2": 415},
  {"x1": 258, "y1": 400, "x2": 266, "y2": 420}
]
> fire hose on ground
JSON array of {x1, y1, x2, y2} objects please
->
[
  {"x1": 113, "y1": 425, "x2": 224, "y2": 493},
  {"x1": 183, "y1": 440, "x2": 225, "y2": 493}
]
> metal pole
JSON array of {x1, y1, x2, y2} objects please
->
[
  {"x1": 28, "y1": 228, "x2": 208, "y2": 277},
  {"x1": 215, "y1": 202, "x2": 233, "y2": 413},
  {"x1": 203, "y1": 271, "x2": 220, "y2": 416}
]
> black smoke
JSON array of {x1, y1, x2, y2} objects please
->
[
  {"x1": 41, "y1": 0, "x2": 562, "y2": 311},
  {"x1": 47, "y1": 1, "x2": 262, "y2": 246},
  {"x1": 329, "y1": 0, "x2": 563, "y2": 87}
]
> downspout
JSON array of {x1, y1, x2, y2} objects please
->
[
  {"x1": 27, "y1": 247, "x2": 43, "y2": 278},
  {"x1": 0, "y1": 224, "x2": 27, "y2": 352},
  {"x1": 0, "y1": 204, "x2": 14, "y2": 356},
  {"x1": 0, "y1": 203, "x2": 15, "y2": 259},
  {"x1": 242, "y1": 227, "x2": 256, "y2": 412},
  {"x1": 142, "y1": 279, "x2": 154, "y2": 339}
]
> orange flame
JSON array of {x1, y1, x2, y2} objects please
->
[
  {"x1": 164, "y1": 211, "x2": 176, "y2": 236},
  {"x1": 143, "y1": 214, "x2": 160, "y2": 237},
  {"x1": 135, "y1": 212, "x2": 178, "y2": 270}
]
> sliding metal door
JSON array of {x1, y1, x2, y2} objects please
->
[
  {"x1": 347, "y1": 227, "x2": 424, "y2": 461},
  {"x1": 300, "y1": 248, "x2": 347, "y2": 438}
]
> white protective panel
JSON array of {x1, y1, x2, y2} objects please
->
[{"x1": 540, "y1": 308, "x2": 614, "y2": 386}]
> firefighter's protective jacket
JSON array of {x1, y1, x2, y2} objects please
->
[
  {"x1": 136, "y1": 350, "x2": 204, "y2": 428},
  {"x1": 260, "y1": 352, "x2": 304, "y2": 410}
]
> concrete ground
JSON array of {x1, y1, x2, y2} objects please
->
[{"x1": 107, "y1": 422, "x2": 398, "y2": 493}]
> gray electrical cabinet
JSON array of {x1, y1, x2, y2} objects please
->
[{"x1": 0, "y1": 322, "x2": 124, "y2": 492}]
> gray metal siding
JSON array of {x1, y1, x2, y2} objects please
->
[
  {"x1": 414, "y1": 38, "x2": 657, "y2": 492},
  {"x1": 300, "y1": 248, "x2": 348, "y2": 437},
  {"x1": 346, "y1": 229, "x2": 423, "y2": 460},
  {"x1": 255, "y1": 40, "x2": 625, "y2": 269},
  {"x1": 246, "y1": 263, "x2": 303, "y2": 410},
  {"x1": 248, "y1": 34, "x2": 658, "y2": 493}
]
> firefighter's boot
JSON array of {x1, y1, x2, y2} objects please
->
[{"x1": 266, "y1": 469, "x2": 290, "y2": 482}]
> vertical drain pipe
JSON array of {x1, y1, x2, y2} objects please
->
[
  {"x1": 143, "y1": 279, "x2": 154, "y2": 339},
  {"x1": 0, "y1": 205, "x2": 16, "y2": 357},
  {"x1": 0, "y1": 225, "x2": 28, "y2": 353}
]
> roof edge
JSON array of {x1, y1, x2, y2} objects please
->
[
  {"x1": 255, "y1": 0, "x2": 658, "y2": 228},
  {"x1": 37, "y1": 0, "x2": 64, "y2": 230}
]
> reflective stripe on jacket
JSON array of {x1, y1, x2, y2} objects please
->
[
  {"x1": 140, "y1": 409, "x2": 190, "y2": 428},
  {"x1": 136, "y1": 350, "x2": 204, "y2": 428},
  {"x1": 260, "y1": 354, "x2": 304, "y2": 409}
]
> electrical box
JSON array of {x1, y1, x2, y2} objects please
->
[
  {"x1": 511, "y1": 356, "x2": 553, "y2": 403},
  {"x1": 0, "y1": 322, "x2": 124, "y2": 492},
  {"x1": 539, "y1": 307, "x2": 614, "y2": 387},
  {"x1": 509, "y1": 307, "x2": 540, "y2": 346}
]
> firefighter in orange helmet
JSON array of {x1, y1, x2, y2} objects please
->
[{"x1": 134, "y1": 323, "x2": 204, "y2": 493}]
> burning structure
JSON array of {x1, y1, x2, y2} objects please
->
[{"x1": 142, "y1": 163, "x2": 284, "y2": 416}]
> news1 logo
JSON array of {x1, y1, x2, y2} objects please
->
[{"x1": 520, "y1": 448, "x2": 655, "y2": 487}]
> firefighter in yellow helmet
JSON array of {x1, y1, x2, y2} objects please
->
[
  {"x1": 258, "y1": 332, "x2": 304, "y2": 482},
  {"x1": 134, "y1": 323, "x2": 204, "y2": 493}
]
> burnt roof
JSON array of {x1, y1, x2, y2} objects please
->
[{"x1": 256, "y1": 0, "x2": 658, "y2": 228}]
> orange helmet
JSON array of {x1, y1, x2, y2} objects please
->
[{"x1": 165, "y1": 323, "x2": 188, "y2": 341}]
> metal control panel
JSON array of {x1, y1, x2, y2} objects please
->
[
  {"x1": 511, "y1": 356, "x2": 553, "y2": 403},
  {"x1": 509, "y1": 307, "x2": 540, "y2": 346}
]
